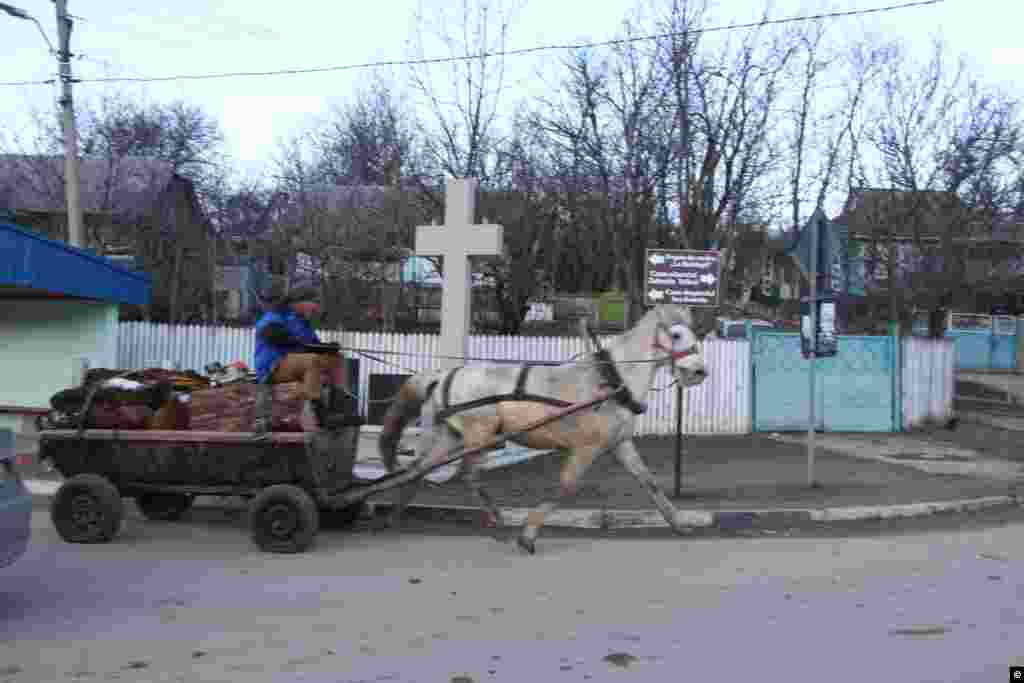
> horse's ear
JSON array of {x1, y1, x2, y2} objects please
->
[{"x1": 681, "y1": 305, "x2": 694, "y2": 326}]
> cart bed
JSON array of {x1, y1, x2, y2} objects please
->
[{"x1": 38, "y1": 424, "x2": 362, "y2": 496}]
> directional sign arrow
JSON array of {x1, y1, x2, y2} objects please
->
[{"x1": 648, "y1": 254, "x2": 665, "y2": 266}]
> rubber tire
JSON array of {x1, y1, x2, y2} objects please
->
[
  {"x1": 136, "y1": 493, "x2": 194, "y2": 521},
  {"x1": 248, "y1": 484, "x2": 320, "y2": 554},
  {"x1": 50, "y1": 473, "x2": 124, "y2": 544},
  {"x1": 320, "y1": 502, "x2": 368, "y2": 530}
]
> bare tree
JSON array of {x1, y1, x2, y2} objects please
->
[
  {"x1": 681, "y1": 20, "x2": 796, "y2": 326},
  {"x1": 855, "y1": 37, "x2": 1023, "y2": 332},
  {"x1": 530, "y1": 13, "x2": 681, "y2": 326},
  {"x1": 405, "y1": 0, "x2": 521, "y2": 183},
  {"x1": 308, "y1": 79, "x2": 421, "y2": 187},
  {"x1": 270, "y1": 84, "x2": 436, "y2": 330}
]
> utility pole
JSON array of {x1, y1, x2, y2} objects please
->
[{"x1": 54, "y1": 0, "x2": 84, "y2": 249}]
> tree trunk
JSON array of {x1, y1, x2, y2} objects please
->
[
  {"x1": 209, "y1": 236, "x2": 219, "y2": 325},
  {"x1": 169, "y1": 240, "x2": 185, "y2": 324}
]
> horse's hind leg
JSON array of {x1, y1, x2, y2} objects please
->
[
  {"x1": 457, "y1": 418, "x2": 505, "y2": 531},
  {"x1": 461, "y1": 454, "x2": 504, "y2": 530},
  {"x1": 613, "y1": 439, "x2": 685, "y2": 533},
  {"x1": 517, "y1": 445, "x2": 601, "y2": 555}
]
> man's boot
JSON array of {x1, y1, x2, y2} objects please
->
[
  {"x1": 300, "y1": 398, "x2": 326, "y2": 432},
  {"x1": 251, "y1": 383, "x2": 273, "y2": 441}
]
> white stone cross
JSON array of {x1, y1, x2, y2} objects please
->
[{"x1": 415, "y1": 178, "x2": 503, "y2": 371}]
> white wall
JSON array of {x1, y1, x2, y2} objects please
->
[{"x1": 0, "y1": 299, "x2": 118, "y2": 408}]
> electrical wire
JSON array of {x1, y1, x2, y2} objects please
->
[{"x1": 1, "y1": 0, "x2": 943, "y2": 88}]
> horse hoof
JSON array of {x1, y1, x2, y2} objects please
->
[
  {"x1": 516, "y1": 536, "x2": 536, "y2": 555},
  {"x1": 373, "y1": 513, "x2": 399, "y2": 532}
]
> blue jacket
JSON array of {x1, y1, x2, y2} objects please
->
[{"x1": 254, "y1": 309, "x2": 321, "y2": 382}]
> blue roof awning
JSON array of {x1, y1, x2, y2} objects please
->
[{"x1": 0, "y1": 222, "x2": 151, "y2": 305}]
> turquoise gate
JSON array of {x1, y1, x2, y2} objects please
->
[
  {"x1": 751, "y1": 331, "x2": 899, "y2": 432},
  {"x1": 943, "y1": 315, "x2": 1018, "y2": 371}
]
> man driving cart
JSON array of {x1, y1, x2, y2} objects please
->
[{"x1": 252, "y1": 286, "x2": 349, "y2": 438}]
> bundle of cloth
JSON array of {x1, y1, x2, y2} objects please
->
[
  {"x1": 40, "y1": 367, "x2": 310, "y2": 433},
  {"x1": 44, "y1": 369, "x2": 194, "y2": 430}
]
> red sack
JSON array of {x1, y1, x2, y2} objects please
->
[{"x1": 188, "y1": 382, "x2": 306, "y2": 433}]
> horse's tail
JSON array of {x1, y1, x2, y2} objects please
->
[{"x1": 378, "y1": 371, "x2": 440, "y2": 473}]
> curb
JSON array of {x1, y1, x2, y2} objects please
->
[
  {"x1": 25, "y1": 479, "x2": 1021, "y2": 530},
  {"x1": 959, "y1": 410, "x2": 1024, "y2": 433}
]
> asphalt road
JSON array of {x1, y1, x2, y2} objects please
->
[{"x1": 2, "y1": 507, "x2": 1024, "y2": 683}]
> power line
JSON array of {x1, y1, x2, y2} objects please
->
[
  {"x1": 1, "y1": 0, "x2": 943, "y2": 88},
  {"x1": 0, "y1": 78, "x2": 56, "y2": 86}
]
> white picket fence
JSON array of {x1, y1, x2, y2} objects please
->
[
  {"x1": 117, "y1": 322, "x2": 751, "y2": 435},
  {"x1": 117, "y1": 322, "x2": 953, "y2": 435}
]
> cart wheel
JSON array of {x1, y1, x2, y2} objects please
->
[
  {"x1": 320, "y1": 502, "x2": 368, "y2": 530},
  {"x1": 249, "y1": 485, "x2": 319, "y2": 554},
  {"x1": 50, "y1": 473, "x2": 123, "y2": 544},
  {"x1": 136, "y1": 493, "x2": 194, "y2": 521}
]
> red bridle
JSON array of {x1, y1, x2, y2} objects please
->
[
  {"x1": 652, "y1": 340, "x2": 699, "y2": 361},
  {"x1": 652, "y1": 322, "x2": 700, "y2": 362}
]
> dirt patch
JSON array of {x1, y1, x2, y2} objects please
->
[{"x1": 956, "y1": 380, "x2": 1012, "y2": 402}]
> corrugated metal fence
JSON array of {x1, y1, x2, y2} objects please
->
[
  {"x1": 117, "y1": 322, "x2": 751, "y2": 435},
  {"x1": 901, "y1": 337, "x2": 955, "y2": 429}
]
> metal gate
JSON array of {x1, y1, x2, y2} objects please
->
[
  {"x1": 752, "y1": 331, "x2": 897, "y2": 432},
  {"x1": 945, "y1": 315, "x2": 1019, "y2": 371}
]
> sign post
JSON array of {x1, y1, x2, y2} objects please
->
[
  {"x1": 790, "y1": 210, "x2": 843, "y2": 487},
  {"x1": 645, "y1": 248, "x2": 721, "y2": 498},
  {"x1": 807, "y1": 221, "x2": 819, "y2": 488}
]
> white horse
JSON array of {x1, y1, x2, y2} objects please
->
[{"x1": 377, "y1": 304, "x2": 708, "y2": 554}]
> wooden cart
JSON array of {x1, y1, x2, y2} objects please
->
[{"x1": 37, "y1": 419, "x2": 377, "y2": 554}]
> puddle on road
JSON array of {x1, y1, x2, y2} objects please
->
[
  {"x1": 888, "y1": 626, "x2": 949, "y2": 637},
  {"x1": 603, "y1": 652, "x2": 639, "y2": 668}
]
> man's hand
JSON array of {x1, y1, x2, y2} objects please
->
[{"x1": 302, "y1": 342, "x2": 341, "y2": 354}]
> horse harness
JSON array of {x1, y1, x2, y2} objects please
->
[{"x1": 428, "y1": 347, "x2": 647, "y2": 424}]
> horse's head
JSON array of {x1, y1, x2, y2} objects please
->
[{"x1": 651, "y1": 305, "x2": 707, "y2": 387}]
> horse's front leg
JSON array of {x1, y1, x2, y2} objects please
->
[
  {"x1": 386, "y1": 426, "x2": 460, "y2": 529},
  {"x1": 613, "y1": 439, "x2": 685, "y2": 534},
  {"x1": 517, "y1": 445, "x2": 601, "y2": 555}
]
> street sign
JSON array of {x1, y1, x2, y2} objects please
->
[
  {"x1": 800, "y1": 295, "x2": 838, "y2": 358},
  {"x1": 786, "y1": 208, "x2": 864, "y2": 298},
  {"x1": 644, "y1": 249, "x2": 722, "y2": 308}
]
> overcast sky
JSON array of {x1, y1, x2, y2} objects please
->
[{"x1": 2, "y1": 0, "x2": 1021, "y2": 186}]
